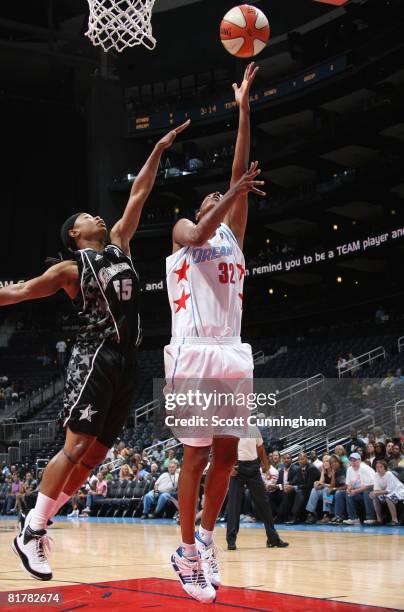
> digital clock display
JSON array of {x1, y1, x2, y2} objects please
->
[{"x1": 130, "y1": 55, "x2": 347, "y2": 135}]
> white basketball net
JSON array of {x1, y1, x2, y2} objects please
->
[{"x1": 86, "y1": 0, "x2": 156, "y2": 53}]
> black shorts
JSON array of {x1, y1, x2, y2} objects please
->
[{"x1": 61, "y1": 339, "x2": 138, "y2": 447}]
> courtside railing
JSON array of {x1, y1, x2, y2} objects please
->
[
  {"x1": 1, "y1": 376, "x2": 64, "y2": 423},
  {"x1": 1, "y1": 420, "x2": 58, "y2": 465},
  {"x1": 276, "y1": 374, "x2": 324, "y2": 404},
  {"x1": 281, "y1": 414, "x2": 374, "y2": 459},
  {"x1": 253, "y1": 350, "x2": 265, "y2": 365},
  {"x1": 337, "y1": 346, "x2": 385, "y2": 378},
  {"x1": 134, "y1": 399, "x2": 160, "y2": 426}
]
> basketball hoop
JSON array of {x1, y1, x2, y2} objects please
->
[{"x1": 86, "y1": 0, "x2": 157, "y2": 53}]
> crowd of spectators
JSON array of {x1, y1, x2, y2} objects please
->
[
  {"x1": 260, "y1": 430, "x2": 404, "y2": 527},
  {"x1": 1, "y1": 427, "x2": 403, "y2": 528}
]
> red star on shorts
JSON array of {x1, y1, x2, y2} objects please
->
[
  {"x1": 237, "y1": 263, "x2": 245, "y2": 280},
  {"x1": 174, "y1": 289, "x2": 191, "y2": 313},
  {"x1": 174, "y1": 260, "x2": 190, "y2": 283}
]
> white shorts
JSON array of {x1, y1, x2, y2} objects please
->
[{"x1": 164, "y1": 337, "x2": 254, "y2": 447}]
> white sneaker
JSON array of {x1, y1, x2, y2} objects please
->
[
  {"x1": 11, "y1": 510, "x2": 53, "y2": 581},
  {"x1": 67, "y1": 509, "x2": 79, "y2": 519},
  {"x1": 363, "y1": 519, "x2": 377, "y2": 525},
  {"x1": 171, "y1": 546, "x2": 216, "y2": 603},
  {"x1": 195, "y1": 533, "x2": 221, "y2": 589},
  {"x1": 343, "y1": 518, "x2": 361, "y2": 525}
]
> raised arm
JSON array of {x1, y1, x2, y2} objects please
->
[
  {"x1": 223, "y1": 62, "x2": 259, "y2": 249},
  {"x1": 173, "y1": 162, "x2": 265, "y2": 249},
  {"x1": 110, "y1": 120, "x2": 190, "y2": 255},
  {"x1": 0, "y1": 261, "x2": 78, "y2": 306}
]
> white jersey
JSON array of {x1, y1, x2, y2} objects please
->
[{"x1": 166, "y1": 223, "x2": 245, "y2": 338}]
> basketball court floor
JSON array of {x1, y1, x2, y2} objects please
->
[{"x1": 0, "y1": 517, "x2": 403, "y2": 611}]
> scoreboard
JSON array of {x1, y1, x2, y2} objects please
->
[{"x1": 128, "y1": 55, "x2": 347, "y2": 135}]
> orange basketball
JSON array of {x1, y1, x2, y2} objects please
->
[{"x1": 220, "y1": 4, "x2": 270, "y2": 58}]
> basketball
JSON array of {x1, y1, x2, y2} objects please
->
[{"x1": 220, "y1": 4, "x2": 270, "y2": 58}]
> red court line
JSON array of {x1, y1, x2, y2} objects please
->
[
  {"x1": 0, "y1": 578, "x2": 397, "y2": 611},
  {"x1": 314, "y1": 0, "x2": 349, "y2": 5}
]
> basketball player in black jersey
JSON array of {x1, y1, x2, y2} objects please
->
[{"x1": 0, "y1": 120, "x2": 189, "y2": 581}]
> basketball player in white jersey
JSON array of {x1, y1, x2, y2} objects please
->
[{"x1": 165, "y1": 63, "x2": 264, "y2": 603}]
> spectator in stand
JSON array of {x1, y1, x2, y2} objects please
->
[
  {"x1": 365, "y1": 443, "x2": 376, "y2": 467},
  {"x1": 381, "y1": 371, "x2": 394, "y2": 389},
  {"x1": 337, "y1": 356, "x2": 347, "y2": 373},
  {"x1": 375, "y1": 306, "x2": 386, "y2": 323},
  {"x1": 14, "y1": 472, "x2": 37, "y2": 513},
  {"x1": 141, "y1": 462, "x2": 179, "y2": 518},
  {"x1": 119, "y1": 464, "x2": 133, "y2": 481},
  {"x1": 355, "y1": 446, "x2": 366, "y2": 462},
  {"x1": 1, "y1": 462, "x2": 10, "y2": 481},
  {"x1": 385, "y1": 441, "x2": 394, "y2": 462},
  {"x1": 151, "y1": 445, "x2": 165, "y2": 463},
  {"x1": 4, "y1": 473, "x2": 21, "y2": 514},
  {"x1": 342, "y1": 453, "x2": 376, "y2": 526},
  {"x1": 327, "y1": 455, "x2": 348, "y2": 524},
  {"x1": 55, "y1": 339, "x2": 67, "y2": 367},
  {"x1": 387, "y1": 444, "x2": 403, "y2": 469},
  {"x1": 270, "y1": 450, "x2": 282, "y2": 470},
  {"x1": 370, "y1": 460, "x2": 404, "y2": 525},
  {"x1": 345, "y1": 429, "x2": 366, "y2": 456},
  {"x1": 373, "y1": 427, "x2": 386, "y2": 443},
  {"x1": 4, "y1": 385, "x2": 12, "y2": 407},
  {"x1": 309, "y1": 450, "x2": 323, "y2": 471},
  {"x1": 285, "y1": 452, "x2": 321, "y2": 525},
  {"x1": 67, "y1": 487, "x2": 87, "y2": 518},
  {"x1": 393, "y1": 368, "x2": 404, "y2": 386},
  {"x1": 373, "y1": 442, "x2": 387, "y2": 469},
  {"x1": 400, "y1": 445, "x2": 404, "y2": 468},
  {"x1": 81, "y1": 472, "x2": 108, "y2": 516},
  {"x1": 162, "y1": 449, "x2": 176, "y2": 470},
  {"x1": 1, "y1": 475, "x2": 12, "y2": 514},
  {"x1": 120, "y1": 448, "x2": 131, "y2": 464},
  {"x1": 100, "y1": 464, "x2": 113, "y2": 481},
  {"x1": 305, "y1": 455, "x2": 333, "y2": 524},
  {"x1": 148, "y1": 463, "x2": 160, "y2": 480},
  {"x1": 267, "y1": 453, "x2": 300, "y2": 522},
  {"x1": 262, "y1": 464, "x2": 279, "y2": 489},
  {"x1": 348, "y1": 352, "x2": 359, "y2": 376}
]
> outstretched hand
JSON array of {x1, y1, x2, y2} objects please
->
[
  {"x1": 157, "y1": 119, "x2": 191, "y2": 150},
  {"x1": 232, "y1": 62, "x2": 259, "y2": 109},
  {"x1": 233, "y1": 161, "x2": 266, "y2": 196}
]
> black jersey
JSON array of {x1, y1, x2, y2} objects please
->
[{"x1": 72, "y1": 244, "x2": 141, "y2": 350}]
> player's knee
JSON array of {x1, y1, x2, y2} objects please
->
[
  {"x1": 82, "y1": 444, "x2": 108, "y2": 469},
  {"x1": 64, "y1": 437, "x2": 95, "y2": 463}
]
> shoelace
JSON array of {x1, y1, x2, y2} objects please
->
[
  {"x1": 34, "y1": 535, "x2": 54, "y2": 563},
  {"x1": 201, "y1": 542, "x2": 219, "y2": 573},
  {"x1": 179, "y1": 557, "x2": 208, "y2": 587}
]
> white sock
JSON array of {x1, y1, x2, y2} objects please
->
[
  {"x1": 50, "y1": 492, "x2": 71, "y2": 519},
  {"x1": 198, "y1": 526, "x2": 213, "y2": 545},
  {"x1": 30, "y1": 493, "x2": 57, "y2": 531},
  {"x1": 181, "y1": 542, "x2": 198, "y2": 558}
]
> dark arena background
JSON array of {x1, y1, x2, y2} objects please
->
[{"x1": 0, "y1": 1, "x2": 403, "y2": 610}]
